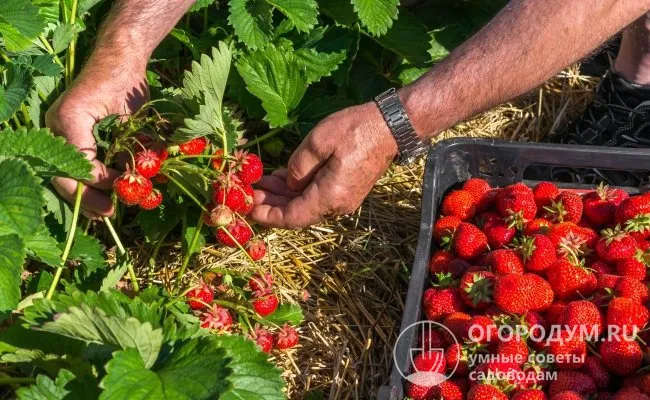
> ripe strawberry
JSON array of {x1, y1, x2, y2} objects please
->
[
  {"x1": 496, "y1": 335, "x2": 529, "y2": 365},
  {"x1": 524, "y1": 218, "x2": 553, "y2": 236},
  {"x1": 483, "y1": 218, "x2": 516, "y2": 248},
  {"x1": 583, "y1": 184, "x2": 628, "y2": 226},
  {"x1": 252, "y1": 325, "x2": 274, "y2": 353},
  {"x1": 550, "y1": 391, "x2": 587, "y2": 400},
  {"x1": 443, "y1": 311, "x2": 471, "y2": 341},
  {"x1": 548, "y1": 371, "x2": 596, "y2": 397},
  {"x1": 613, "y1": 277, "x2": 649, "y2": 303},
  {"x1": 113, "y1": 169, "x2": 153, "y2": 206},
  {"x1": 459, "y1": 270, "x2": 495, "y2": 309},
  {"x1": 518, "y1": 234, "x2": 557, "y2": 272},
  {"x1": 178, "y1": 136, "x2": 208, "y2": 155},
  {"x1": 494, "y1": 273, "x2": 553, "y2": 314},
  {"x1": 215, "y1": 218, "x2": 253, "y2": 247},
  {"x1": 487, "y1": 249, "x2": 524, "y2": 275},
  {"x1": 545, "y1": 192, "x2": 583, "y2": 224},
  {"x1": 434, "y1": 378, "x2": 467, "y2": 400},
  {"x1": 596, "y1": 228, "x2": 637, "y2": 263},
  {"x1": 186, "y1": 282, "x2": 214, "y2": 310},
  {"x1": 210, "y1": 149, "x2": 226, "y2": 170},
  {"x1": 248, "y1": 273, "x2": 273, "y2": 293},
  {"x1": 545, "y1": 329, "x2": 586, "y2": 370},
  {"x1": 496, "y1": 183, "x2": 537, "y2": 224},
  {"x1": 600, "y1": 338, "x2": 643, "y2": 376},
  {"x1": 429, "y1": 250, "x2": 454, "y2": 275},
  {"x1": 405, "y1": 376, "x2": 436, "y2": 400},
  {"x1": 134, "y1": 150, "x2": 161, "y2": 178},
  {"x1": 252, "y1": 293, "x2": 278, "y2": 317},
  {"x1": 275, "y1": 324, "x2": 299, "y2": 349},
  {"x1": 463, "y1": 178, "x2": 493, "y2": 210},
  {"x1": 616, "y1": 254, "x2": 647, "y2": 280},
  {"x1": 592, "y1": 261, "x2": 616, "y2": 276},
  {"x1": 445, "y1": 343, "x2": 471, "y2": 376},
  {"x1": 212, "y1": 177, "x2": 255, "y2": 215},
  {"x1": 533, "y1": 181, "x2": 560, "y2": 209},
  {"x1": 434, "y1": 215, "x2": 463, "y2": 248},
  {"x1": 442, "y1": 190, "x2": 477, "y2": 221},
  {"x1": 544, "y1": 301, "x2": 568, "y2": 325},
  {"x1": 233, "y1": 150, "x2": 263, "y2": 184},
  {"x1": 150, "y1": 143, "x2": 168, "y2": 161},
  {"x1": 606, "y1": 297, "x2": 649, "y2": 334},
  {"x1": 475, "y1": 211, "x2": 502, "y2": 229},
  {"x1": 625, "y1": 214, "x2": 650, "y2": 241},
  {"x1": 559, "y1": 300, "x2": 604, "y2": 337},
  {"x1": 548, "y1": 222, "x2": 598, "y2": 261},
  {"x1": 245, "y1": 239, "x2": 267, "y2": 261},
  {"x1": 613, "y1": 387, "x2": 650, "y2": 400},
  {"x1": 467, "y1": 384, "x2": 508, "y2": 400},
  {"x1": 545, "y1": 258, "x2": 597, "y2": 300},
  {"x1": 616, "y1": 194, "x2": 650, "y2": 224},
  {"x1": 466, "y1": 315, "x2": 498, "y2": 344},
  {"x1": 138, "y1": 189, "x2": 163, "y2": 210},
  {"x1": 453, "y1": 223, "x2": 488, "y2": 260},
  {"x1": 200, "y1": 304, "x2": 233, "y2": 331},
  {"x1": 446, "y1": 258, "x2": 471, "y2": 279},
  {"x1": 597, "y1": 273, "x2": 620, "y2": 294},
  {"x1": 413, "y1": 350, "x2": 446, "y2": 375},
  {"x1": 423, "y1": 287, "x2": 466, "y2": 321},
  {"x1": 203, "y1": 204, "x2": 234, "y2": 227},
  {"x1": 512, "y1": 389, "x2": 547, "y2": 400},
  {"x1": 583, "y1": 355, "x2": 610, "y2": 389}
]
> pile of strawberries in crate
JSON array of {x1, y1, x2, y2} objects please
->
[{"x1": 408, "y1": 179, "x2": 650, "y2": 400}]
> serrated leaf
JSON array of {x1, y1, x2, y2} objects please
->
[
  {"x1": 99, "y1": 339, "x2": 231, "y2": 400},
  {"x1": 31, "y1": 54, "x2": 63, "y2": 76},
  {"x1": 26, "y1": 89, "x2": 43, "y2": 128},
  {"x1": 295, "y1": 47, "x2": 346, "y2": 83},
  {"x1": 316, "y1": 0, "x2": 357, "y2": 26},
  {"x1": 214, "y1": 335, "x2": 285, "y2": 400},
  {"x1": 40, "y1": 304, "x2": 163, "y2": 368},
  {"x1": 189, "y1": 0, "x2": 214, "y2": 12},
  {"x1": 25, "y1": 226, "x2": 62, "y2": 267},
  {"x1": 228, "y1": 0, "x2": 273, "y2": 50},
  {"x1": 67, "y1": 231, "x2": 106, "y2": 273},
  {"x1": 0, "y1": 0, "x2": 47, "y2": 52},
  {"x1": 169, "y1": 28, "x2": 199, "y2": 59},
  {"x1": 351, "y1": 0, "x2": 398, "y2": 36},
  {"x1": 0, "y1": 127, "x2": 92, "y2": 180},
  {"x1": 16, "y1": 369, "x2": 76, "y2": 400},
  {"x1": 396, "y1": 63, "x2": 428, "y2": 85},
  {"x1": 137, "y1": 201, "x2": 183, "y2": 243},
  {"x1": 236, "y1": 43, "x2": 308, "y2": 127},
  {"x1": 265, "y1": 0, "x2": 318, "y2": 33},
  {"x1": 100, "y1": 264, "x2": 128, "y2": 292},
  {"x1": 0, "y1": 157, "x2": 44, "y2": 238},
  {"x1": 260, "y1": 303, "x2": 304, "y2": 326},
  {"x1": 42, "y1": 185, "x2": 72, "y2": 231},
  {"x1": 372, "y1": 7, "x2": 432, "y2": 67},
  {"x1": 0, "y1": 63, "x2": 33, "y2": 121},
  {"x1": 0, "y1": 234, "x2": 25, "y2": 322},
  {"x1": 52, "y1": 23, "x2": 78, "y2": 53}
]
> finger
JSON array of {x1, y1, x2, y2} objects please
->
[
  {"x1": 253, "y1": 189, "x2": 292, "y2": 207},
  {"x1": 251, "y1": 183, "x2": 324, "y2": 229},
  {"x1": 87, "y1": 160, "x2": 122, "y2": 190},
  {"x1": 256, "y1": 175, "x2": 300, "y2": 198},
  {"x1": 286, "y1": 139, "x2": 329, "y2": 192},
  {"x1": 53, "y1": 177, "x2": 115, "y2": 217},
  {"x1": 46, "y1": 104, "x2": 99, "y2": 161},
  {"x1": 271, "y1": 168, "x2": 289, "y2": 179}
]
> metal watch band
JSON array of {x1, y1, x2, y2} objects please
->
[{"x1": 374, "y1": 88, "x2": 430, "y2": 165}]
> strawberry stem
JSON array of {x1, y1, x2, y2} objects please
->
[
  {"x1": 174, "y1": 219, "x2": 205, "y2": 293},
  {"x1": 161, "y1": 172, "x2": 207, "y2": 211},
  {"x1": 46, "y1": 181, "x2": 84, "y2": 300},
  {"x1": 218, "y1": 226, "x2": 258, "y2": 266},
  {"x1": 242, "y1": 127, "x2": 283, "y2": 149},
  {"x1": 102, "y1": 217, "x2": 140, "y2": 293}
]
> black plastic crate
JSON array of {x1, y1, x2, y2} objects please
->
[{"x1": 378, "y1": 138, "x2": 650, "y2": 400}]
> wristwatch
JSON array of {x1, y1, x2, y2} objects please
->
[{"x1": 374, "y1": 88, "x2": 430, "y2": 165}]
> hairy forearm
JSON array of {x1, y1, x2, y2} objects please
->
[{"x1": 401, "y1": 0, "x2": 650, "y2": 139}]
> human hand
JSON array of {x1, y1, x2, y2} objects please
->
[
  {"x1": 46, "y1": 54, "x2": 148, "y2": 218},
  {"x1": 251, "y1": 102, "x2": 398, "y2": 229}
]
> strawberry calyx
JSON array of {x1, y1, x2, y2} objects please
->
[
  {"x1": 463, "y1": 273, "x2": 494, "y2": 307},
  {"x1": 513, "y1": 236, "x2": 536, "y2": 263},
  {"x1": 557, "y1": 232, "x2": 591, "y2": 265},
  {"x1": 625, "y1": 213, "x2": 650, "y2": 234},
  {"x1": 505, "y1": 210, "x2": 527, "y2": 231},
  {"x1": 600, "y1": 225, "x2": 629, "y2": 245},
  {"x1": 431, "y1": 272, "x2": 458, "y2": 288},
  {"x1": 543, "y1": 200, "x2": 568, "y2": 223}
]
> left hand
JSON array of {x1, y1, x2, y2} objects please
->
[{"x1": 251, "y1": 102, "x2": 398, "y2": 229}]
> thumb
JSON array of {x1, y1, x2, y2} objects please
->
[{"x1": 286, "y1": 135, "x2": 331, "y2": 192}]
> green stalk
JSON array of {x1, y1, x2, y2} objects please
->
[
  {"x1": 37, "y1": 35, "x2": 64, "y2": 67},
  {"x1": 20, "y1": 104, "x2": 33, "y2": 129},
  {"x1": 102, "y1": 217, "x2": 140, "y2": 292},
  {"x1": 218, "y1": 226, "x2": 258, "y2": 266},
  {"x1": 161, "y1": 172, "x2": 207, "y2": 211},
  {"x1": 65, "y1": 0, "x2": 79, "y2": 87},
  {"x1": 174, "y1": 219, "x2": 204, "y2": 291},
  {"x1": 46, "y1": 182, "x2": 83, "y2": 300},
  {"x1": 242, "y1": 128, "x2": 282, "y2": 149}
]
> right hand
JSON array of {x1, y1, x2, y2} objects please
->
[{"x1": 46, "y1": 55, "x2": 149, "y2": 218}]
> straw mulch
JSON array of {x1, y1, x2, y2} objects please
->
[{"x1": 149, "y1": 66, "x2": 599, "y2": 399}]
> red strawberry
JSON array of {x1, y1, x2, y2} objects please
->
[
  {"x1": 613, "y1": 387, "x2": 650, "y2": 400},
  {"x1": 483, "y1": 218, "x2": 516, "y2": 248},
  {"x1": 544, "y1": 301, "x2": 568, "y2": 326},
  {"x1": 592, "y1": 261, "x2": 616, "y2": 276},
  {"x1": 616, "y1": 194, "x2": 650, "y2": 224},
  {"x1": 616, "y1": 257, "x2": 647, "y2": 281},
  {"x1": 583, "y1": 355, "x2": 610, "y2": 389},
  {"x1": 210, "y1": 149, "x2": 226, "y2": 170},
  {"x1": 248, "y1": 273, "x2": 273, "y2": 293},
  {"x1": 113, "y1": 169, "x2": 153, "y2": 206},
  {"x1": 545, "y1": 258, "x2": 597, "y2": 300},
  {"x1": 178, "y1": 136, "x2": 208, "y2": 155},
  {"x1": 583, "y1": 184, "x2": 628, "y2": 226},
  {"x1": 606, "y1": 297, "x2": 649, "y2": 334},
  {"x1": 467, "y1": 384, "x2": 508, "y2": 400},
  {"x1": 429, "y1": 250, "x2": 454, "y2": 275},
  {"x1": 597, "y1": 273, "x2": 620, "y2": 294},
  {"x1": 203, "y1": 204, "x2": 234, "y2": 227},
  {"x1": 545, "y1": 329, "x2": 586, "y2": 370},
  {"x1": 233, "y1": 150, "x2": 263, "y2": 184},
  {"x1": 551, "y1": 391, "x2": 588, "y2": 400},
  {"x1": 497, "y1": 183, "x2": 537, "y2": 225},
  {"x1": 475, "y1": 211, "x2": 502, "y2": 229},
  {"x1": 212, "y1": 177, "x2": 255, "y2": 215},
  {"x1": 443, "y1": 312, "x2": 472, "y2": 342},
  {"x1": 245, "y1": 239, "x2": 267, "y2": 261},
  {"x1": 404, "y1": 377, "x2": 435, "y2": 400},
  {"x1": 275, "y1": 324, "x2": 298, "y2": 349},
  {"x1": 600, "y1": 338, "x2": 643, "y2": 376},
  {"x1": 252, "y1": 325, "x2": 273, "y2": 353},
  {"x1": 625, "y1": 213, "x2": 650, "y2": 241},
  {"x1": 251, "y1": 293, "x2": 278, "y2": 316},
  {"x1": 494, "y1": 273, "x2": 553, "y2": 314},
  {"x1": 545, "y1": 192, "x2": 583, "y2": 224},
  {"x1": 186, "y1": 282, "x2": 214, "y2": 310},
  {"x1": 215, "y1": 218, "x2": 253, "y2": 247},
  {"x1": 200, "y1": 304, "x2": 232, "y2": 330},
  {"x1": 420, "y1": 328, "x2": 447, "y2": 350},
  {"x1": 548, "y1": 222, "x2": 598, "y2": 261},
  {"x1": 513, "y1": 389, "x2": 548, "y2": 400},
  {"x1": 463, "y1": 178, "x2": 493, "y2": 212},
  {"x1": 434, "y1": 216, "x2": 463, "y2": 246},
  {"x1": 613, "y1": 277, "x2": 649, "y2": 303},
  {"x1": 496, "y1": 335, "x2": 529, "y2": 365},
  {"x1": 596, "y1": 228, "x2": 637, "y2": 263},
  {"x1": 453, "y1": 223, "x2": 488, "y2": 260},
  {"x1": 442, "y1": 190, "x2": 477, "y2": 221},
  {"x1": 134, "y1": 150, "x2": 162, "y2": 179},
  {"x1": 434, "y1": 378, "x2": 468, "y2": 400},
  {"x1": 459, "y1": 270, "x2": 495, "y2": 309},
  {"x1": 138, "y1": 189, "x2": 163, "y2": 210},
  {"x1": 548, "y1": 371, "x2": 596, "y2": 397},
  {"x1": 518, "y1": 234, "x2": 557, "y2": 272},
  {"x1": 524, "y1": 218, "x2": 553, "y2": 236},
  {"x1": 487, "y1": 249, "x2": 524, "y2": 275},
  {"x1": 466, "y1": 315, "x2": 498, "y2": 344},
  {"x1": 559, "y1": 300, "x2": 604, "y2": 338},
  {"x1": 423, "y1": 287, "x2": 466, "y2": 321},
  {"x1": 445, "y1": 343, "x2": 471, "y2": 376},
  {"x1": 413, "y1": 350, "x2": 446, "y2": 374},
  {"x1": 533, "y1": 181, "x2": 560, "y2": 209}
]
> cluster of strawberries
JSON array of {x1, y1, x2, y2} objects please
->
[
  {"x1": 186, "y1": 273, "x2": 298, "y2": 352},
  {"x1": 112, "y1": 136, "x2": 267, "y2": 260},
  {"x1": 408, "y1": 178, "x2": 650, "y2": 400}
]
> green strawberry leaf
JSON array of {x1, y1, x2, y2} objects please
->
[
  {"x1": 30, "y1": 54, "x2": 63, "y2": 77},
  {"x1": 16, "y1": 369, "x2": 78, "y2": 400},
  {"x1": 259, "y1": 303, "x2": 304, "y2": 326},
  {"x1": 264, "y1": 0, "x2": 318, "y2": 33},
  {"x1": 372, "y1": 7, "x2": 431, "y2": 67},
  {"x1": 0, "y1": 233, "x2": 25, "y2": 322},
  {"x1": 25, "y1": 225, "x2": 62, "y2": 268},
  {"x1": 228, "y1": 0, "x2": 273, "y2": 50},
  {"x1": 316, "y1": 0, "x2": 357, "y2": 26},
  {"x1": 0, "y1": 157, "x2": 44, "y2": 238},
  {"x1": 99, "y1": 339, "x2": 231, "y2": 400},
  {"x1": 51, "y1": 22, "x2": 79, "y2": 53},
  {"x1": 137, "y1": 201, "x2": 184, "y2": 243},
  {"x1": 67, "y1": 230, "x2": 107, "y2": 274},
  {"x1": 0, "y1": 128, "x2": 92, "y2": 180},
  {"x1": 0, "y1": 63, "x2": 33, "y2": 122},
  {"x1": 351, "y1": 0, "x2": 398, "y2": 36},
  {"x1": 189, "y1": 0, "x2": 214, "y2": 12},
  {"x1": 0, "y1": 0, "x2": 47, "y2": 52},
  {"x1": 42, "y1": 185, "x2": 72, "y2": 232}
]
